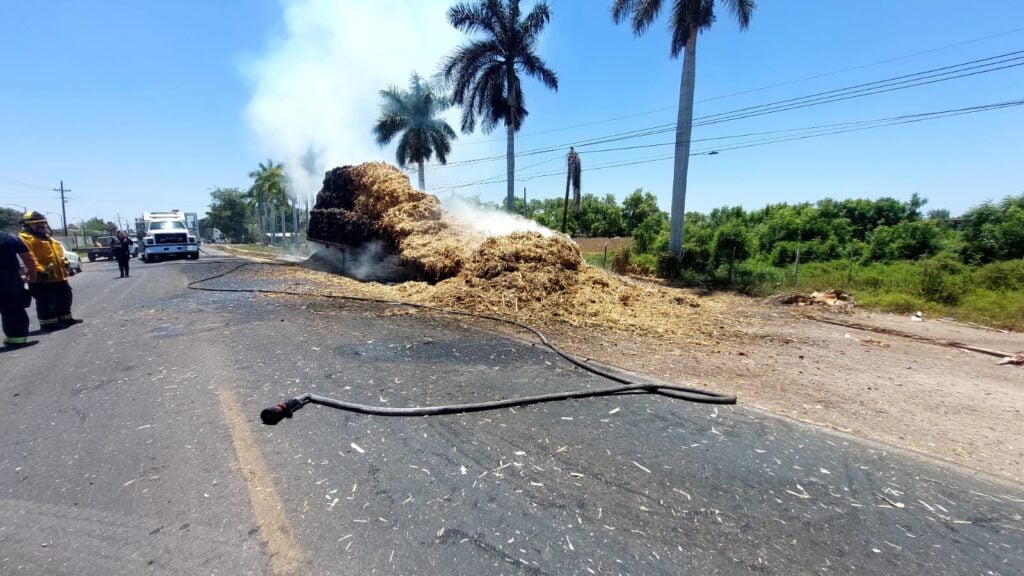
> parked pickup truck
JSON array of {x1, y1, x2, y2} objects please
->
[
  {"x1": 87, "y1": 236, "x2": 138, "y2": 261},
  {"x1": 87, "y1": 236, "x2": 115, "y2": 262}
]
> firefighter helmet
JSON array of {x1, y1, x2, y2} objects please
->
[{"x1": 19, "y1": 211, "x2": 48, "y2": 225}]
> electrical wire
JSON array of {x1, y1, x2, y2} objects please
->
[
  {"x1": 430, "y1": 98, "x2": 1024, "y2": 191},
  {"x1": 448, "y1": 26, "x2": 1024, "y2": 147},
  {"x1": 429, "y1": 50, "x2": 1024, "y2": 172}
]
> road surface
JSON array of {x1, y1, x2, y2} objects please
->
[{"x1": 1, "y1": 254, "x2": 1021, "y2": 575}]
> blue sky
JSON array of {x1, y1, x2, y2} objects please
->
[{"x1": 1, "y1": 0, "x2": 1022, "y2": 229}]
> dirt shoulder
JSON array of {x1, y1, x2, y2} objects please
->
[{"x1": 553, "y1": 302, "x2": 1024, "y2": 484}]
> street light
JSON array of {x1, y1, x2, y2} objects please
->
[{"x1": 2, "y1": 203, "x2": 26, "y2": 212}]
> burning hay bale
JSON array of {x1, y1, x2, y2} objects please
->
[
  {"x1": 302, "y1": 161, "x2": 745, "y2": 342},
  {"x1": 309, "y1": 162, "x2": 482, "y2": 281}
]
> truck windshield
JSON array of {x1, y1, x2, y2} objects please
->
[{"x1": 150, "y1": 221, "x2": 187, "y2": 231}]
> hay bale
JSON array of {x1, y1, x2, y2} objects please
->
[
  {"x1": 314, "y1": 167, "x2": 360, "y2": 211},
  {"x1": 307, "y1": 208, "x2": 378, "y2": 247},
  {"x1": 309, "y1": 161, "x2": 479, "y2": 282}
]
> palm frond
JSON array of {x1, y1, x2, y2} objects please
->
[
  {"x1": 373, "y1": 113, "x2": 408, "y2": 146},
  {"x1": 611, "y1": 0, "x2": 664, "y2": 36},
  {"x1": 722, "y1": 0, "x2": 755, "y2": 28},
  {"x1": 517, "y1": 51, "x2": 558, "y2": 90},
  {"x1": 371, "y1": 71, "x2": 458, "y2": 185},
  {"x1": 519, "y1": 2, "x2": 552, "y2": 41}
]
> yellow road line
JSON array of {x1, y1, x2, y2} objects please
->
[{"x1": 218, "y1": 388, "x2": 304, "y2": 575}]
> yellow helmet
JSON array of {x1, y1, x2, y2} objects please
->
[{"x1": 20, "y1": 210, "x2": 48, "y2": 225}]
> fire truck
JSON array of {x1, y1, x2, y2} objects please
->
[{"x1": 135, "y1": 211, "x2": 199, "y2": 263}]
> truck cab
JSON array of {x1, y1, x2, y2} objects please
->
[{"x1": 138, "y1": 211, "x2": 199, "y2": 262}]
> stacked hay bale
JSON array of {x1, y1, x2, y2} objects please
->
[{"x1": 308, "y1": 162, "x2": 482, "y2": 281}]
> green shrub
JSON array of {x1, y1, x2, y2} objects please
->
[
  {"x1": 656, "y1": 251, "x2": 681, "y2": 279},
  {"x1": 974, "y1": 260, "x2": 1024, "y2": 291},
  {"x1": 610, "y1": 245, "x2": 631, "y2": 274},
  {"x1": 920, "y1": 256, "x2": 968, "y2": 305},
  {"x1": 860, "y1": 292, "x2": 923, "y2": 314},
  {"x1": 958, "y1": 288, "x2": 1024, "y2": 330},
  {"x1": 582, "y1": 252, "x2": 609, "y2": 269},
  {"x1": 630, "y1": 253, "x2": 657, "y2": 275}
]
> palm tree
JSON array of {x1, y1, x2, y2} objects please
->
[
  {"x1": 611, "y1": 0, "x2": 755, "y2": 260},
  {"x1": 373, "y1": 72, "x2": 457, "y2": 191},
  {"x1": 247, "y1": 159, "x2": 288, "y2": 244},
  {"x1": 442, "y1": 0, "x2": 559, "y2": 212}
]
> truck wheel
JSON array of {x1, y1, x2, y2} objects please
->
[
  {"x1": 189, "y1": 252, "x2": 199, "y2": 260},
  {"x1": 88, "y1": 254, "x2": 96, "y2": 262}
]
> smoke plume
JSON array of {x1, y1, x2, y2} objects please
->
[{"x1": 243, "y1": 0, "x2": 467, "y2": 204}]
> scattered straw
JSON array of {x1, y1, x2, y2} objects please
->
[{"x1": 280, "y1": 161, "x2": 750, "y2": 343}]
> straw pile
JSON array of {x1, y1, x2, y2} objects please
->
[
  {"x1": 298, "y1": 161, "x2": 745, "y2": 342},
  {"x1": 309, "y1": 162, "x2": 482, "y2": 281}
]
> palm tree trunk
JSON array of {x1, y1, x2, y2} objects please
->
[
  {"x1": 269, "y1": 205, "x2": 277, "y2": 245},
  {"x1": 280, "y1": 205, "x2": 287, "y2": 246},
  {"x1": 291, "y1": 202, "x2": 299, "y2": 247},
  {"x1": 506, "y1": 122, "x2": 515, "y2": 212},
  {"x1": 417, "y1": 159, "x2": 426, "y2": 191},
  {"x1": 668, "y1": 26, "x2": 699, "y2": 261},
  {"x1": 255, "y1": 202, "x2": 265, "y2": 245}
]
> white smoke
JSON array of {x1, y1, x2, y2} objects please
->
[
  {"x1": 242, "y1": 0, "x2": 467, "y2": 204},
  {"x1": 443, "y1": 196, "x2": 556, "y2": 237}
]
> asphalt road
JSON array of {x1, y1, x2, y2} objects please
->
[{"x1": 1, "y1": 254, "x2": 1022, "y2": 575}]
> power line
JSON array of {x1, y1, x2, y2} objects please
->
[
  {"x1": 429, "y1": 49, "x2": 1024, "y2": 170},
  {"x1": 0, "y1": 174, "x2": 51, "y2": 191},
  {"x1": 430, "y1": 98, "x2": 1024, "y2": 191},
  {"x1": 447, "y1": 26, "x2": 1024, "y2": 147}
]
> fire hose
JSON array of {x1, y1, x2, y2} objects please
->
[{"x1": 185, "y1": 258, "x2": 737, "y2": 425}]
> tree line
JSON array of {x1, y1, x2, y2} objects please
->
[{"x1": 477, "y1": 189, "x2": 1024, "y2": 278}]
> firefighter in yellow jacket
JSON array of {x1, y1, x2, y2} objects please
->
[{"x1": 18, "y1": 211, "x2": 83, "y2": 331}]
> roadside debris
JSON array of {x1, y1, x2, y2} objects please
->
[
  {"x1": 997, "y1": 353, "x2": 1024, "y2": 366},
  {"x1": 772, "y1": 289, "x2": 854, "y2": 312},
  {"x1": 815, "y1": 317, "x2": 1023, "y2": 366},
  {"x1": 844, "y1": 333, "x2": 889, "y2": 347}
]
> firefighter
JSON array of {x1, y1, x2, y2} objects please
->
[
  {"x1": 0, "y1": 230, "x2": 38, "y2": 347},
  {"x1": 18, "y1": 211, "x2": 83, "y2": 331}
]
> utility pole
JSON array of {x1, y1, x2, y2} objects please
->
[{"x1": 53, "y1": 180, "x2": 70, "y2": 236}]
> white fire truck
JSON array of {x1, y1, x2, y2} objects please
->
[{"x1": 136, "y1": 210, "x2": 199, "y2": 262}]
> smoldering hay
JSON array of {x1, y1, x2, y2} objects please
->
[{"x1": 297, "y1": 161, "x2": 742, "y2": 341}]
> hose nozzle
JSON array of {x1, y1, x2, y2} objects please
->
[{"x1": 260, "y1": 397, "x2": 306, "y2": 425}]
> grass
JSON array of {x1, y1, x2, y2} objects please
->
[
  {"x1": 581, "y1": 251, "x2": 1024, "y2": 331},
  {"x1": 748, "y1": 258, "x2": 1024, "y2": 331}
]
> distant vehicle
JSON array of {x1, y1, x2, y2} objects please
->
[
  {"x1": 136, "y1": 210, "x2": 199, "y2": 262},
  {"x1": 60, "y1": 241, "x2": 83, "y2": 274},
  {"x1": 87, "y1": 236, "x2": 115, "y2": 262},
  {"x1": 207, "y1": 227, "x2": 226, "y2": 244}
]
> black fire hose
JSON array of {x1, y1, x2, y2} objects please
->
[
  {"x1": 185, "y1": 259, "x2": 737, "y2": 425},
  {"x1": 260, "y1": 382, "x2": 735, "y2": 425}
]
